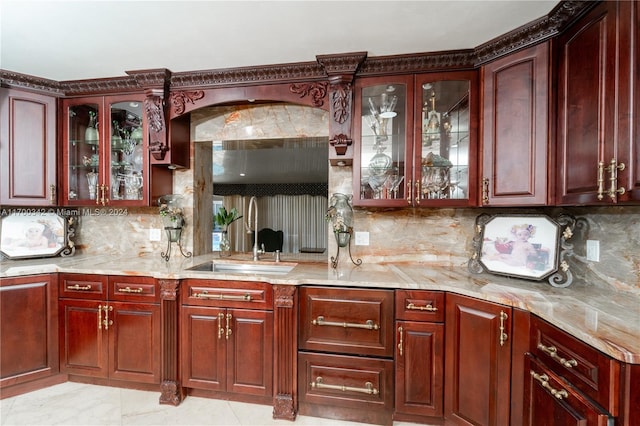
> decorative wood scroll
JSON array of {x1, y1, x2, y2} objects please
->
[
  {"x1": 289, "y1": 82, "x2": 328, "y2": 107},
  {"x1": 169, "y1": 90, "x2": 205, "y2": 115}
]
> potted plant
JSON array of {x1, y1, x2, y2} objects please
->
[{"x1": 214, "y1": 207, "x2": 242, "y2": 256}]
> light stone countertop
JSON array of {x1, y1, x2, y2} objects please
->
[{"x1": 1, "y1": 252, "x2": 639, "y2": 364}]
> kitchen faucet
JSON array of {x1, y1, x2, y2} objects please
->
[{"x1": 246, "y1": 196, "x2": 264, "y2": 261}]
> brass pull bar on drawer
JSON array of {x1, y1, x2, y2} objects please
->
[
  {"x1": 406, "y1": 302, "x2": 437, "y2": 312},
  {"x1": 195, "y1": 291, "x2": 251, "y2": 301},
  {"x1": 312, "y1": 316, "x2": 379, "y2": 330},
  {"x1": 67, "y1": 284, "x2": 92, "y2": 291},
  {"x1": 311, "y1": 376, "x2": 379, "y2": 395},
  {"x1": 537, "y1": 343, "x2": 578, "y2": 368},
  {"x1": 530, "y1": 370, "x2": 569, "y2": 400},
  {"x1": 118, "y1": 286, "x2": 143, "y2": 294}
]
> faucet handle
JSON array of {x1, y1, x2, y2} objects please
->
[
  {"x1": 274, "y1": 250, "x2": 281, "y2": 263},
  {"x1": 260, "y1": 243, "x2": 265, "y2": 254}
]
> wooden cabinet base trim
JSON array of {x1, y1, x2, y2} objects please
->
[
  {"x1": 0, "y1": 374, "x2": 67, "y2": 400},
  {"x1": 393, "y1": 411, "x2": 444, "y2": 425},
  {"x1": 273, "y1": 393, "x2": 296, "y2": 420},
  {"x1": 159, "y1": 380, "x2": 183, "y2": 406},
  {"x1": 299, "y1": 402, "x2": 393, "y2": 426},
  {"x1": 184, "y1": 387, "x2": 273, "y2": 406}
]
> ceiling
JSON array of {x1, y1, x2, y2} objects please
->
[{"x1": 1, "y1": 1, "x2": 559, "y2": 82}]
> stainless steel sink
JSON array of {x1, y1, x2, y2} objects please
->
[{"x1": 187, "y1": 261, "x2": 296, "y2": 274}]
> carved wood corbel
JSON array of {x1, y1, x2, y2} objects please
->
[
  {"x1": 317, "y1": 52, "x2": 367, "y2": 166},
  {"x1": 272, "y1": 285, "x2": 297, "y2": 420},
  {"x1": 158, "y1": 279, "x2": 184, "y2": 406},
  {"x1": 144, "y1": 89, "x2": 169, "y2": 161}
]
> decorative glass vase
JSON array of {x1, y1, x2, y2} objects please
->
[
  {"x1": 219, "y1": 229, "x2": 231, "y2": 257},
  {"x1": 328, "y1": 193, "x2": 354, "y2": 248},
  {"x1": 85, "y1": 111, "x2": 98, "y2": 143}
]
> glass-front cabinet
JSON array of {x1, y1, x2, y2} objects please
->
[
  {"x1": 62, "y1": 95, "x2": 148, "y2": 206},
  {"x1": 353, "y1": 71, "x2": 477, "y2": 207}
]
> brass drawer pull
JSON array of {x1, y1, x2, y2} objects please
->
[
  {"x1": 537, "y1": 343, "x2": 578, "y2": 368},
  {"x1": 530, "y1": 370, "x2": 569, "y2": 400},
  {"x1": 67, "y1": 284, "x2": 92, "y2": 291},
  {"x1": 118, "y1": 286, "x2": 143, "y2": 294},
  {"x1": 218, "y1": 313, "x2": 225, "y2": 339},
  {"x1": 406, "y1": 302, "x2": 437, "y2": 312},
  {"x1": 195, "y1": 291, "x2": 251, "y2": 301},
  {"x1": 499, "y1": 311, "x2": 508, "y2": 346},
  {"x1": 312, "y1": 316, "x2": 379, "y2": 330},
  {"x1": 311, "y1": 376, "x2": 378, "y2": 395},
  {"x1": 398, "y1": 326, "x2": 404, "y2": 356}
]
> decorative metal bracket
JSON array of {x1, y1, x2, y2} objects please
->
[{"x1": 331, "y1": 230, "x2": 362, "y2": 269}]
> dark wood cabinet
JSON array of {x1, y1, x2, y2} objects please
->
[
  {"x1": 59, "y1": 274, "x2": 160, "y2": 385},
  {"x1": 444, "y1": 293, "x2": 512, "y2": 425},
  {"x1": 394, "y1": 290, "x2": 444, "y2": 422},
  {"x1": 524, "y1": 354, "x2": 612, "y2": 426},
  {"x1": 481, "y1": 42, "x2": 550, "y2": 206},
  {"x1": 0, "y1": 88, "x2": 57, "y2": 206},
  {"x1": 298, "y1": 285, "x2": 395, "y2": 425},
  {"x1": 180, "y1": 279, "x2": 273, "y2": 402},
  {"x1": 556, "y1": 0, "x2": 639, "y2": 205},
  {"x1": 0, "y1": 274, "x2": 62, "y2": 398}
]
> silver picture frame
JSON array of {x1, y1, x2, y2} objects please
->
[{"x1": 0, "y1": 211, "x2": 76, "y2": 260}]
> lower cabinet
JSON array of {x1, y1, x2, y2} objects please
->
[
  {"x1": 394, "y1": 290, "x2": 445, "y2": 422},
  {"x1": 59, "y1": 274, "x2": 161, "y2": 385},
  {"x1": 298, "y1": 285, "x2": 395, "y2": 425},
  {"x1": 445, "y1": 293, "x2": 514, "y2": 425},
  {"x1": 524, "y1": 354, "x2": 612, "y2": 425},
  {"x1": 0, "y1": 274, "x2": 62, "y2": 397},
  {"x1": 180, "y1": 279, "x2": 273, "y2": 403}
]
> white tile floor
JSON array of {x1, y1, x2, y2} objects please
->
[{"x1": 1, "y1": 382, "x2": 423, "y2": 426}]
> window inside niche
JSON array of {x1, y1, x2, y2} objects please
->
[{"x1": 196, "y1": 102, "x2": 330, "y2": 255}]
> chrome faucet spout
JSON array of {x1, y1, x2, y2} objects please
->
[{"x1": 245, "y1": 196, "x2": 264, "y2": 261}]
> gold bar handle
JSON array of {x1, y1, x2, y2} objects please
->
[
  {"x1": 311, "y1": 376, "x2": 379, "y2": 395},
  {"x1": 98, "y1": 304, "x2": 103, "y2": 330},
  {"x1": 67, "y1": 284, "x2": 92, "y2": 291},
  {"x1": 530, "y1": 371, "x2": 569, "y2": 400},
  {"x1": 218, "y1": 313, "x2": 224, "y2": 339},
  {"x1": 49, "y1": 184, "x2": 56, "y2": 205},
  {"x1": 537, "y1": 343, "x2": 578, "y2": 368},
  {"x1": 398, "y1": 326, "x2": 404, "y2": 356},
  {"x1": 226, "y1": 313, "x2": 232, "y2": 340},
  {"x1": 415, "y1": 180, "x2": 420, "y2": 205},
  {"x1": 607, "y1": 159, "x2": 625, "y2": 201},
  {"x1": 312, "y1": 316, "x2": 379, "y2": 330},
  {"x1": 499, "y1": 311, "x2": 508, "y2": 347},
  {"x1": 195, "y1": 291, "x2": 251, "y2": 301},
  {"x1": 407, "y1": 180, "x2": 412, "y2": 205},
  {"x1": 118, "y1": 286, "x2": 143, "y2": 294},
  {"x1": 597, "y1": 161, "x2": 606, "y2": 200},
  {"x1": 406, "y1": 302, "x2": 437, "y2": 312},
  {"x1": 102, "y1": 305, "x2": 113, "y2": 330},
  {"x1": 482, "y1": 177, "x2": 490, "y2": 205}
]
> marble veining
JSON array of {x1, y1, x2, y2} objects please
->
[{"x1": 2, "y1": 252, "x2": 638, "y2": 364}]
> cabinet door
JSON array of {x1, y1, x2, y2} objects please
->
[
  {"x1": 482, "y1": 42, "x2": 549, "y2": 206},
  {"x1": 62, "y1": 97, "x2": 104, "y2": 205},
  {"x1": 395, "y1": 320, "x2": 443, "y2": 419},
  {"x1": 180, "y1": 305, "x2": 227, "y2": 391},
  {"x1": 415, "y1": 71, "x2": 478, "y2": 207},
  {"x1": 353, "y1": 75, "x2": 414, "y2": 207},
  {"x1": 524, "y1": 355, "x2": 612, "y2": 426},
  {"x1": 227, "y1": 308, "x2": 273, "y2": 397},
  {"x1": 445, "y1": 293, "x2": 512, "y2": 426},
  {"x1": 0, "y1": 88, "x2": 56, "y2": 205},
  {"x1": 556, "y1": 1, "x2": 622, "y2": 205},
  {"x1": 0, "y1": 274, "x2": 58, "y2": 388},
  {"x1": 59, "y1": 299, "x2": 108, "y2": 378},
  {"x1": 108, "y1": 302, "x2": 160, "y2": 384}
]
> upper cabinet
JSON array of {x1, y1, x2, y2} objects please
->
[
  {"x1": 0, "y1": 88, "x2": 57, "y2": 206},
  {"x1": 61, "y1": 95, "x2": 149, "y2": 206},
  {"x1": 353, "y1": 71, "x2": 478, "y2": 207},
  {"x1": 556, "y1": 0, "x2": 639, "y2": 205},
  {"x1": 481, "y1": 42, "x2": 550, "y2": 206}
]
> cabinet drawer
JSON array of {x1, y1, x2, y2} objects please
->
[
  {"x1": 531, "y1": 316, "x2": 620, "y2": 415},
  {"x1": 299, "y1": 286, "x2": 394, "y2": 357},
  {"x1": 298, "y1": 352, "x2": 393, "y2": 412},
  {"x1": 59, "y1": 273, "x2": 107, "y2": 299},
  {"x1": 109, "y1": 276, "x2": 158, "y2": 303},
  {"x1": 395, "y1": 290, "x2": 444, "y2": 322},
  {"x1": 525, "y1": 354, "x2": 613, "y2": 425},
  {"x1": 181, "y1": 279, "x2": 272, "y2": 310}
]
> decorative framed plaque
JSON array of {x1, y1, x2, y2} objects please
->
[
  {"x1": 0, "y1": 211, "x2": 76, "y2": 260},
  {"x1": 468, "y1": 214, "x2": 583, "y2": 287}
]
